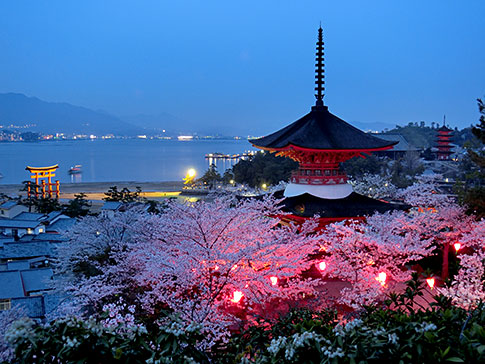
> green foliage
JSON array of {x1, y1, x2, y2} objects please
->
[
  {"x1": 197, "y1": 164, "x2": 222, "y2": 188},
  {"x1": 384, "y1": 124, "x2": 437, "y2": 149},
  {"x1": 31, "y1": 197, "x2": 62, "y2": 214},
  {"x1": 6, "y1": 317, "x2": 208, "y2": 364},
  {"x1": 231, "y1": 152, "x2": 298, "y2": 188},
  {"x1": 455, "y1": 99, "x2": 485, "y2": 219},
  {"x1": 342, "y1": 154, "x2": 387, "y2": 179},
  {"x1": 103, "y1": 186, "x2": 144, "y2": 203},
  {"x1": 215, "y1": 276, "x2": 485, "y2": 363},
  {"x1": 63, "y1": 193, "x2": 91, "y2": 217}
]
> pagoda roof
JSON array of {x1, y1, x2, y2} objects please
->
[
  {"x1": 437, "y1": 125, "x2": 453, "y2": 132},
  {"x1": 250, "y1": 105, "x2": 397, "y2": 152},
  {"x1": 276, "y1": 190, "x2": 409, "y2": 218}
]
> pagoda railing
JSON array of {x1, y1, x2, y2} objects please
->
[{"x1": 291, "y1": 170, "x2": 348, "y2": 185}]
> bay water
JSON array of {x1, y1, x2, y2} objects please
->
[{"x1": 0, "y1": 139, "x2": 255, "y2": 185}]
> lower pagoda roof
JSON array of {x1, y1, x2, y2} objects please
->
[
  {"x1": 250, "y1": 105, "x2": 397, "y2": 152},
  {"x1": 272, "y1": 190, "x2": 409, "y2": 219}
]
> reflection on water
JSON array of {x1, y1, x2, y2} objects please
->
[
  {"x1": 0, "y1": 139, "x2": 255, "y2": 184},
  {"x1": 206, "y1": 157, "x2": 239, "y2": 172},
  {"x1": 70, "y1": 173, "x2": 82, "y2": 183}
]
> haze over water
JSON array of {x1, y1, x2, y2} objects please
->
[{"x1": 0, "y1": 139, "x2": 253, "y2": 184}]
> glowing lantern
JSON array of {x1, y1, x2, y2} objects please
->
[
  {"x1": 318, "y1": 261, "x2": 327, "y2": 271},
  {"x1": 426, "y1": 278, "x2": 435, "y2": 289},
  {"x1": 183, "y1": 168, "x2": 197, "y2": 185},
  {"x1": 453, "y1": 243, "x2": 461, "y2": 252},
  {"x1": 376, "y1": 272, "x2": 387, "y2": 286},
  {"x1": 270, "y1": 276, "x2": 278, "y2": 286},
  {"x1": 231, "y1": 290, "x2": 243, "y2": 303}
]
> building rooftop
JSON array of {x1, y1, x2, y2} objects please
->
[
  {"x1": 0, "y1": 241, "x2": 55, "y2": 260},
  {"x1": 46, "y1": 218, "x2": 76, "y2": 233},
  {"x1": 250, "y1": 106, "x2": 397, "y2": 152},
  {"x1": 0, "y1": 271, "x2": 24, "y2": 299},
  {"x1": 0, "y1": 219, "x2": 42, "y2": 229},
  {"x1": 20, "y1": 268, "x2": 53, "y2": 293},
  {"x1": 14, "y1": 212, "x2": 45, "y2": 221},
  {"x1": 376, "y1": 134, "x2": 419, "y2": 152},
  {"x1": 102, "y1": 201, "x2": 123, "y2": 211},
  {"x1": 0, "y1": 201, "x2": 18, "y2": 209}
]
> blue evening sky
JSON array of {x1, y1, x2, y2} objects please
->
[{"x1": 0, "y1": 1, "x2": 484, "y2": 135}]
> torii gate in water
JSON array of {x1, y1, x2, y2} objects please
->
[{"x1": 25, "y1": 164, "x2": 60, "y2": 198}]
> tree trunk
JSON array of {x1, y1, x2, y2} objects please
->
[{"x1": 442, "y1": 243, "x2": 449, "y2": 279}]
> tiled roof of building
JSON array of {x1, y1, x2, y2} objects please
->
[
  {"x1": 20, "y1": 268, "x2": 53, "y2": 293},
  {"x1": 0, "y1": 271, "x2": 24, "y2": 299},
  {"x1": 101, "y1": 201, "x2": 123, "y2": 210},
  {"x1": 46, "y1": 218, "x2": 76, "y2": 233},
  {"x1": 0, "y1": 201, "x2": 18, "y2": 209},
  {"x1": 0, "y1": 241, "x2": 55, "y2": 259},
  {"x1": 0, "y1": 220, "x2": 42, "y2": 229},
  {"x1": 14, "y1": 212, "x2": 44, "y2": 221}
]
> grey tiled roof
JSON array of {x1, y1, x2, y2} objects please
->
[
  {"x1": 0, "y1": 241, "x2": 55, "y2": 259},
  {"x1": 0, "y1": 271, "x2": 24, "y2": 299},
  {"x1": 21, "y1": 268, "x2": 53, "y2": 293},
  {"x1": 32, "y1": 233, "x2": 68, "y2": 242},
  {"x1": 376, "y1": 134, "x2": 419, "y2": 152},
  {"x1": 46, "y1": 218, "x2": 76, "y2": 233},
  {"x1": 102, "y1": 201, "x2": 122, "y2": 210},
  {"x1": 7, "y1": 260, "x2": 30, "y2": 270},
  {"x1": 0, "y1": 201, "x2": 17, "y2": 209},
  {"x1": 14, "y1": 212, "x2": 44, "y2": 221},
  {"x1": 0, "y1": 220, "x2": 42, "y2": 229}
]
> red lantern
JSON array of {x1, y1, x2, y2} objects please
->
[
  {"x1": 231, "y1": 290, "x2": 243, "y2": 303},
  {"x1": 426, "y1": 277, "x2": 435, "y2": 289},
  {"x1": 376, "y1": 272, "x2": 387, "y2": 286},
  {"x1": 453, "y1": 243, "x2": 461, "y2": 252},
  {"x1": 318, "y1": 261, "x2": 327, "y2": 271},
  {"x1": 270, "y1": 276, "x2": 278, "y2": 286}
]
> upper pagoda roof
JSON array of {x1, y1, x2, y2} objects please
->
[
  {"x1": 250, "y1": 105, "x2": 397, "y2": 151},
  {"x1": 250, "y1": 27, "x2": 396, "y2": 153},
  {"x1": 437, "y1": 125, "x2": 453, "y2": 132}
]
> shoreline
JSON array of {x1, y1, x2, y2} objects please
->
[{"x1": 0, "y1": 181, "x2": 185, "y2": 200}]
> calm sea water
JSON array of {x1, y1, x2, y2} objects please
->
[{"x1": 0, "y1": 139, "x2": 255, "y2": 184}]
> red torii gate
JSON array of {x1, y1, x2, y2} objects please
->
[{"x1": 25, "y1": 164, "x2": 60, "y2": 199}]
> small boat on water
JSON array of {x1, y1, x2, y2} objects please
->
[{"x1": 68, "y1": 165, "x2": 82, "y2": 175}]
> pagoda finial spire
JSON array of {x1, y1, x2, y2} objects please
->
[{"x1": 315, "y1": 26, "x2": 325, "y2": 107}]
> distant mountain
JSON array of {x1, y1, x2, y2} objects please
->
[
  {"x1": 120, "y1": 112, "x2": 193, "y2": 134},
  {"x1": 350, "y1": 120, "x2": 397, "y2": 133},
  {"x1": 0, "y1": 93, "x2": 143, "y2": 135},
  {"x1": 119, "y1": 113, "x2": 236, "y2": 136}
]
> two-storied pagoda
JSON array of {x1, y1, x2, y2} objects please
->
[{"x1": 250, "y1": 27, "x2": 406, "y2": 224}]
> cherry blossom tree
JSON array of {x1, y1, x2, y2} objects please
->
[
  {"x1": 350, "y1": 174, "x2": 397, "y2": 200},
  {"x1": 398, "y1": 175, "x2": 476, "y2": 278},
  {"x1": 55, "y1": 207, "x2": 149, "y2": 313},
  {"x1": 317, "y1": 211, "x2": 434, "y2": 308},
  {"x1": 439, "y1": 219, "x2": 485, "y2": 309},
  {"x1": 130, "y1": 196, "x2": 322, "y2": 335},
  {"x1": 55, "y1": 196, "x2": 322, "y2": 341}
]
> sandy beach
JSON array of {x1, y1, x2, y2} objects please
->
[{"x1": 0, "y1": 181, "x2": 185, "y2": 201}]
